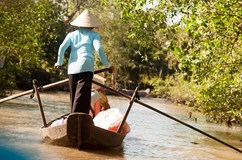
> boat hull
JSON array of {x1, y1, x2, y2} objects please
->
[{"x1": 41, "y1": 113, "x2": 125, "y2": 149}]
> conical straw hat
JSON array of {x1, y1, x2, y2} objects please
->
[{"x1": 70, "y1": 9, "x2": 102, "y2": 27}]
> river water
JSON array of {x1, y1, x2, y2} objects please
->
[{"x1": 0, "y1": 91, "x2": 241, "y2": 160}]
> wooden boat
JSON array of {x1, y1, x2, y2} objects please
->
[
  {"x1": 36, "y1": 79, "x2": 138, "y2": 150},
  {"x1": 41, "y1": 113, "x2": 126, "y2": 149}
]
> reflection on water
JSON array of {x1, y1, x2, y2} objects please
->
[{"x1": 0, "y1": 91, "x2": 242, "y2": 160}]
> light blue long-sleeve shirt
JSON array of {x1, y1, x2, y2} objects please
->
[{"x1": 55, "y1": 28, "x2": 110, "y2": 74}]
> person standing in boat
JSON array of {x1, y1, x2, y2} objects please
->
[{"x1": 55, "y1": 9, "x2": 114, "y2": 113}]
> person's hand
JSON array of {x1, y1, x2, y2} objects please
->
[
  {"x1": 55, "y1": 64, "x2": 62, "y2": 71},
  {"x1": 107, "y1": 65, "x2": 115, "y2": 73}
]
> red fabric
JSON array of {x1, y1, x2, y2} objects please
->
[{"x1": 108, "y1": 122, "x2": 130, "y2": 135}]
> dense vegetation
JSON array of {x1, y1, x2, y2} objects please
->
[{"x1": 0, "y1": 0, "x2": 241, "y2": 125}]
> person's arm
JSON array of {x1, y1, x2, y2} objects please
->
[
  {"x1": 55, "y1": 34, "x2": 71, "y2": 68},
  {"x1": 93, "y1": 34, "x2": 115, "y2": 72},
  {"x1": 93, "y1": 34, "x2": 110, "y2": 67}
]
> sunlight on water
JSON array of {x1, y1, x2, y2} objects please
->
[{"x1": 0, "y1": 91, "x2": 241, "y2": 160}]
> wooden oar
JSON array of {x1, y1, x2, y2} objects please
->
[
  {"x1": 33, "y1": 79, "x2": 47, "y2": 127},
  {"x1": 117, "y1": 86, "x2": 139, "y2": 133},
  {"x1": 92, "y1": 80, "x2": 242, "y2": 154},
  {"x1": 0, "y1": 68, "x2": 110, "y2": 104}
]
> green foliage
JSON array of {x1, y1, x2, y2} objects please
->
[
  {"x1": 0, "y1": 67, "x2": 16, "y2": 97},
  {"x1": 167, "y1": 75, "x2": 198, "y2": 105},
  {"x1": 112, "y1": 0, "x2": 175, "y2": 85},
  {"x1": 175, "y1": 0, "x2": 242, "y2": 124},
  {"x1": 177, "y1": 0, "x2": 241, "y2": 80},
  {"x1": 92, "y1": 3, "x2": 132, "y2": 86},
  {"x1": 114, "y1": 0, "x2": 241, "y2": 124},
  {"x1": 0, "y1": 0, "x2": 66, "y2": 92},
  {"x1": 195, "y1": 72, "x2": 242, "y2": 123},
  {"x1": 147, "y1": 76, "x2": 168, "y2": 98},
  {"x1": 148, "y1": 74, "x2": 199, "y2": 105}
]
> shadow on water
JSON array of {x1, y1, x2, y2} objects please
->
[{"x1": 0, "y1": 92, "x2": 242, "y2": 159}]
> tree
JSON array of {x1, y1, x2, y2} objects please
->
[
  {"x1": 0, "y1": 0, "x2": 66, "y2": 91},
  {"x1": 111, "y1": 0, "x2": 176, "y2": 88},
  {"x1": 178, "y1": 0, "x2": 242, "y2": 123},
  {"x1": 112, "y1": 0, "x2": 242, "y2": 124}
]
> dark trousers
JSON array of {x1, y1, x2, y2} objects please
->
[{"x1": 69, "y1": 72, "x2": 93, "y2": 113}]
